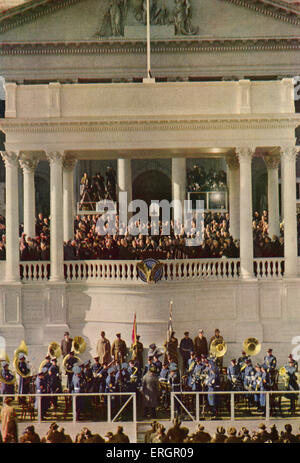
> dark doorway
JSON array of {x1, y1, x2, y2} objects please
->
[{"x1": 132, "y1": 170, "x2": 171, "y2": 206}]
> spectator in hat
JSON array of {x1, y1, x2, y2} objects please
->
[
  {"x1": 225, "y1": 427, "x2": 242, "y2": 443},
  {"x1": 164, "y1": 331, "x2": 178, "y2": 364},
  {"x1": 192, "y1": 424, "x2": 211, "y2": 443},
  {"x1": 19, "y1": 425, "x2": 40, "y2": 443},
  {"x1": 1, "y1": 397, "x2": 18, "y2": 443},
  {"x1": 257, "y1": 423, "x2": 270, "y2": 443},
  {"x1": 96, "y1": 331, "x2": 112, "y2": 365},
  {"x1": 210, "y1": 426, "x2": 227, "y2": 443},
  {"x1": 141, "y1": 364, "x2": 159, "y2": 419},
  {"x1": 61, "y1": 332, "x2": 73, "y2": 358},
  {"x1": 194, "y1": 330, "x2": 208, "y2": 358},
  {"x1": 179, "y1": 331, "x2": 194, "y2": 372}
]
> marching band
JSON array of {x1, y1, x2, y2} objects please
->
[{"x1": 0, "y1": 332, "x2": 299, "y2": 420}]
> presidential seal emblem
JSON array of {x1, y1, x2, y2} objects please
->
[{"x1": 137, "y1": 258, "x2": 163, "y2": 283}]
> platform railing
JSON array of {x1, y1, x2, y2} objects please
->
[
  {"x1": 14, "y1": 257, "x2": 286, "y2": 283},
  {"x1": 170, "y1": 390, "x2": 299, "y2": 422},
  {"x1": 0, "y1": 392, "x2": 136, "y2": 423}
]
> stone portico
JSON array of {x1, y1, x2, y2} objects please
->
[{"x1": 0, "y1": 0, "x2": 300, "y2": 368}]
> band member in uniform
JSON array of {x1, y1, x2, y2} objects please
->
[
  {"x1": 227, "y1": 359, "x2": 242, "y2": 391},
  {"x1": 209, "y1": 329, "x2": 224, "y2": 368},
  {"x1": 164, "y1": 332, "x2": 178, "y2": 364},
  {"x1": 238, "y1": 351, "x2": 250, "y2": 381},
  {"x1": 179, "y1": 332, "x2": 194, "y2": 372},
  {"x1": 96, "y1": 331, "x2": 112, "y2": 365},
  {"x1": 168, "y1": 364, "x2": 181, "y2": 416},
  {"x1": 72, "y1": 366, "x2": 84, "y2": 421},
  {"x1": 288, "y1": 354, "x2": 298, "y2": 372},
  {"x1": 285, "y1": 359, "x2": 299, "y2": 414},
  {"x1": 17, "y1": 354, "x2": 31, "y2": 395},
  {"x1": 111, "y1": 333, "x2": 127, "y2": 364},
  {"x1": 153, "y1": 355, "x2": 162, "y2": 375},
  {"x1": 206, "y1": 362, "x2": 219, "y2": 418},
  {"x1": 48, "y1": 358, "x2": 62, "y2": 408},
  {"x1": 131, "y1": 335, "x2": 144, "y2": 369},
  {"x1": 91, "y1": 356, "x2": 101, "y2": 392},
  {"x1": 0, "y1": 362, "x2": 15, "y2": 395},
  {"x1": 194, "y1": 330, "x2": 208, "y2": 358},
  {"x1": 143, "y1": 356, "x2": 155, "y2": 376},
  {"x1": 65, "y1": 351, "x2": 78, "y2": 392},
  {"x1": 35, "y1": 370, "x2": 48, "y2": 420},
  {"x1": 98, "y1": 362, "x2": 109, "y2": 394},
  {"x1": 186, "y1": 352, "x2": 196, "y2": 389},
  {"x1": 60, "y1": 332, "x2": 73, "y2": 358}
]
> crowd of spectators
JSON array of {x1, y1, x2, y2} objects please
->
[
  {"x1": 187, "y1": 165, "x2": 227, "y2": 192},
  {"x1": 79, "y1": 167, "x2": 117, "y2": 208},
  {"x1": 0, "y1": 209, "x2": 287, "y2": 261}
]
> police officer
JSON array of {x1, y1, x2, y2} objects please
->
[
  {"x1": 205, "y1": 363, "x2": 219, "y2": 418},
  {"x1": 288, "y1": 354, "x2": 298, "y2": 372},
  {"x1": 168, "y1": 364, "x2": 181, "y2": 416},
  {"x1": 72, "y1": 366, "x2": 84, "y2": 421},
  {"x1": 227, "y1": 359, "x2": 242, "y2": 391},
  {"x1": 35, "y1": 369, "x2": 48, "y2": 419},
  {"x1": 179, "y1": 332, "x2": 194, "y2": 372}
]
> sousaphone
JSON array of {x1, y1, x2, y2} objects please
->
[
  {"x1": 62, "y1": 336, "x2": 86, "y2": 374},
  {"x1": 0, "y1": 352, "x2": 16, "y2": 386},
  {"x1": 210, "y1": 339, "x2": 227, "y2": 358},
  {"x1": 39, "y1": 342, "x2": 62, "y2": 373},
  {"x1": 13, "y1": 340, "x2": 31, "y2": 379},
  {"x1": 243, "y1": 338, "x2": 261, "y2": 357}
]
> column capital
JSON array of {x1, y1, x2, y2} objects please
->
[
  {"x1": 235, "y1": 147, "x2": 255, "y2": 162},
  {"x1": 280, "y1": 146, "x2": 299, "y2": 162},
  {"x1": 225, "y1": 154, "x2": 239, "y2": 169},
  {"x1": 263, "y1": 154, "x2": 280, "y2": 170},
  {"x1": 1, "y1": 151, "x2": 19, "y2": 168},
  {"x1": 46, "y1": 151, "x2": 64, "y2": 166},
  {"x1": 63, "y1": 158, "x2": 77, "y2": 171},
  {"x1": 19, "y1": 158, "x2": 39, "y2": 173}
]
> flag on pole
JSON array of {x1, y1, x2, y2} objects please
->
[
  {"x1": 132, "y1": 312, "x2": 137, "y2": 347},
  {"x1": 167, "y1": 301, "x2": 173, "y2": 343}
]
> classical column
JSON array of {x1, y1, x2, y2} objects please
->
[
  {"x1": 264, "y1": 155, "x2": 280, "y2": 239},
  {"x1": 63, "y1": 158, "x2": 77, "y2": 243},
  {"x1": 280, "y1": 146, "x2": 298, "y2": 278},
  {"x1": 1, "y1": 151, "x2": 20, "y2": 282},
  {"x1": 172, "y1": 158, "x2": 186, "y2": 223},
  {"x1": 47, "y1": 152, "x2": 64, "y2": 282},
  {"x1": 19, "y1": 158, "x2": 39, "y2": 239},
  {"x1": 118, "y1": 158, "x2": 132, "y2": 206},
  {"x1": 225, "y1": 154, "x2": 240, "y2": 240},
  {"x1": 236, "y1": 147, "x2": 255, "y2": 279}
]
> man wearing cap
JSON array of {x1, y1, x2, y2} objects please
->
[
  {"x1": 19, "y1": 425, "x2": 41, "y2": 443},
  {"x1": 148, "y1": 343, "x2": 161, "y2": 359},
  {"x1": 65, "y1": 351, "x2": 78, "y2": 392},
  {"x1": 0, "y1": 362, "x2": 15, "y2": 395},
  {"x1": 225, "y1": 427, "x2": 242, "y2": 443},
  {"x1": 115, "y1": 363, "x2": 130, "y2": 393},
  {"x1": 210, "y1": 426, "x2": 227, "y2": 443},
  {"x1": 153, "y1": 354, "x2": 162, "y2": 375},
  {"x1": 91, "y1": 356, "x2": 101, "y2": 392},
  {"x1": 192, "y1": 424, "x2": 211, "y2": 443},
  {"x1": 227, "y1": 359, "x2": 242, "y2": 391},
  {"x1": 142, "y1": 364, "x2": 159, "y2": 419},
  {"x1": 263, "y1": 348, "x2": 277, "y2": 373},
  {"x1": 48, "y1": 358, "x2": 62, "y2": 408},
  {"x1": 131, "y1": 335, "x2": 144, "y2": 370},
  {"x1": 179, "y1": 332, "x2": 194, "y2": 372},
  {"x1": 35, "y1": 370, "x2": 48, "y2": 420},
  {"x1": 61, "y1": 332, "x2": 73, "y2": 358},
  {"x1": 194, "y1": 330, "x2": 208, "y2": 358},
  {"x1": 254, "y1": 364, "x2": 263, "y2": 410},
  {"x1": 288, "y1": 354, "x2": 298, "y2": 372},
  {"x1": 98, "y1": 362, "x2": 109, "y2": 393},
  {"x1": 111, "y1": 333, "x2": 127, "y2": 364},
  {"x1": 168, "y1": 364, "x2": 181, "y2": 415},
  {"x1": 72, "y1": 366, "x2": 84, "y2": 421},
  {"x1": 238, "y1": 351, "x2": 250, "y2": 380},
  {"x1": 96, "y1": 331, "x2": 112, "y2": 365}
]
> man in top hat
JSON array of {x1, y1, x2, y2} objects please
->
[
  {"x1": 194, "y1": 330, "x2": 208, "y2": 358},
  {"x1": 0, "y1": 362, "x2": 15, "y2": 395},
  {"x1": 96, "y1": 331, "x2": 112, "y2": 365},
  {"x1": 164, "y1": 331, "x2": 178, "y2": 364},
  {"x1": 111, "y1": 333, "x2": 127, "y2": 364},
  {"x1": 131, "y1": 334, "x2": 144, "y2": 370},
  {"x1": 60, "y1": 332, "x2": 73, "y2": 358},
  {"x1": 179, "y1": 331, "x2": 194, "y2": 372}
]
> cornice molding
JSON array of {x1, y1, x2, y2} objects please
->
[
  {"x1": 1, "y1": 37, "x2": 300, "y2": 56},
  {"x1": 1, "y1": 115, "x2": 300, "y2": 134}
]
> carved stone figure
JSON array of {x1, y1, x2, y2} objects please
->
[
  {"x1": 173, "y1": 0, "x2": 198, "y2": 36},
  {"x1": 95, "y1": 0, "x2": 128, "y2": 37}
]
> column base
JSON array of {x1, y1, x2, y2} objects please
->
[{"x1": 143, "y1": 77, "x2": 156, "y2": 84}]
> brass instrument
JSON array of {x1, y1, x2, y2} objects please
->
[
  {"x1": 13, "y1": 340, "x2": 31, "y2": 379},
  {"x1": 243, "y1": 338, "x2": 261, "y2": 357},
  {"x1": 62, "y1": 336, "x2": 86, "y2": 374},
  {"x1": 188, "y1": 360, "x2": 195, "y2": 373},
  {"x1": 130, "y1": 366, "x2": 138, "y2": 383},
  {"x1": 0, "y1": 352, "x2": 16, "y2": 386},
  {"x1": 210, "y1": 339, "x2": 227, "y2": 358},
  {"x1": 39, "y1": 342, "x2": 62, "y2": 373},
  {"x1": 279, "y1": 366, "x2": 290, "y2": 387}
]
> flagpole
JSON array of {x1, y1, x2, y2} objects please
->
[{"x1": 143, "y1": 0, "x2": 155, "y2": 83}]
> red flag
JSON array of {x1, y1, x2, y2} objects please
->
[{"x1": 132, "y1": 312, "x2": 137, "y2": 346}]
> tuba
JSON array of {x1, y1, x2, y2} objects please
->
[
  {"x1": 210, "y1": 339, "x2": 227, "y2": 358},
  {"x1": 62, "y1": 336, "x2": 86, "y2": 374},
  {"x1": 13, "y1": 340, "x2": 31, "y2": 379},
  {"x1": 0, "y1": 352, "x2": 16, "y2": 386},
  {"x1": 279, "y1": 367, "x2": 289, "y2": 387},
  {"x1": 39, "y1": 342, "x2": 62, "y2": 373},
  {"x1": 243, "y1": 338, "x2": 261, "y2": 357}
]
